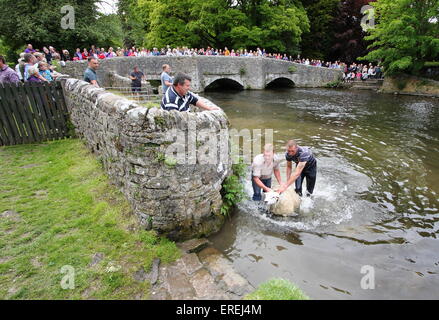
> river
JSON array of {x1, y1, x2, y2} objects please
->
[{"x1": 204, "y1": 88, "x2": 439, "y2": 299}]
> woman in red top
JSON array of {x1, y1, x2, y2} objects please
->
[
  {"x1": 82, "y1": 48, "x2": 89, "y2": 60},
  {"x1": 98, "y1": 49, "x2": 106, "y2": 59}
]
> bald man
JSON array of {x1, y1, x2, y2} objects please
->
[{"x1": 251, "y1": 144, "x2": 283, "y2": 201}]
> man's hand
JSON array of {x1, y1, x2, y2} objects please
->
[
  {"x1": 264, "y1": 187, "x2": 273, "y2": 193},
  {"x1": 276, "y1": 184, "x2": 288, "y2": 194},
  {"x1": 196, "y1": 99, "x2": 220, "y2": 111}
]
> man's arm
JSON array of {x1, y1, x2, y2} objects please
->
[
  {"x1": 90, "y1": 79, "x2": 99, "y2": 87},
  {"x1": 37, "y1": 73, "x2": 49, "y2": 82},
  {"x1": 195, "y1": 99, "x2": 219, "y2": 111},
  {"x1": 277, "y1": 161, "x2": 306, "y2": 193},
  {"x1": 253, "y1": 176, "x2": 272, "y2": 193},
  {"x1": 10, "y1": 71, "x2": 20, "y2": 84},
  {"x1": 273, "y1": 168, "x2": 282, "y2": 186},
  {"x1": 286, "y1": 160, "x2": 292, "y2": 181}
]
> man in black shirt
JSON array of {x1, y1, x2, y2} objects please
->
[
  {"x1": 277, "y1": 140, "x2": 317, "y2": 197},
  {"x1": 130, "y1": 66, "x2": 145, "y2": 96},
  {"x1": 161, "y1": 73, "x2": 219, "y2": 112}
]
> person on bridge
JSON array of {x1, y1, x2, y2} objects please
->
[
  {"x1": 161, "y1": 64, "x2": 173, "y2": 93},
  {"x1": 129, "y1": 66, "x2": 145, "y2": 96},
  {"x1": 161, "y1": 73, "x2": 219, "y2": 112},
  {"x1": 251, "y1": 144, "x2": 283, "y2": 201},
  {"x1": 276, "y1": 140, "x2": 317, "y2": 197},
  {"x1": 83, "y1": 57, "x2": 99, "y2": 87}
]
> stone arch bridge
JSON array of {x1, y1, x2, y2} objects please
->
[{"x1": 62, "y1": 56, "x2": 342, "y2": 92}]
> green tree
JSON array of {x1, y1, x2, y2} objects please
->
[
  {"x1": 139, "y1": 0, "x2": 202, "y2": 49},
  {"x1": 134, "y1": 0, "x2": 309, "y2": 55},
  {"x1": 362, "y1": 0, "x2": 439, "y2": 76},
  {"x1": 300, "y1": 0, "x2": 340, "y2": 60},
  {"x1": 118, "y1": 0, "x2": 146, "y2": 48},
  {"x1": 0, "y1": 0, "x2": 123, "y2": 60}
]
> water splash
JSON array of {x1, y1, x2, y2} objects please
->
[{"x1": 238, "y1": 156, "x2": 373, "y2": 232}]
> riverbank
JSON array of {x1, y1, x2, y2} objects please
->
[
  {"x1": 0, "y1": 139, "x2": 180, "y2": 299},
  {"x1": 380, "y1": 75, "x2": 439, "y2": 98},
  {"x1": 0, "y1": 138, "x2": 309, "y2": 300}
]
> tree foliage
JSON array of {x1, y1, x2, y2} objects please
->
[
  {"x1": 362, "y1": 0, "x2": 439, "y2": 76},
  {"x1": 328, "y1": 0, "x2": 373, "y2": 63},
  {"x1": 133, "y1": 0, "x2": 310, "y2": 55},
  {"x1": 0, "y1": 0, "x2": 123, "y2": 58},
  {"x1": 300, "y1": 0, "x2": 340, "y2": 60},
  {"x1": 117, "y1": 0, "x2": 146, "y2": 48}
]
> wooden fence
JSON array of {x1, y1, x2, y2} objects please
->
[{"x1": 0, "y1": 81, "x2": 70, "y2": 146}]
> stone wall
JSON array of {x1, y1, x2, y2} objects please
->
[
  {"x1": 62, "y1": 56, "x2": 343, "y2": 92},
  {"x1": 381, "y1": 76, "x2": 439, "y2": 97},
  {"x1": 60, "y1": 78, "x2": 232, "y2": 241}
]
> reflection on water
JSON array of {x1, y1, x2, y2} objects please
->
[{"x1": 205, "y1": 88, "x2": 439, "y2": 299}]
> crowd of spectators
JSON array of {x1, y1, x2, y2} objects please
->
[
  {"x1": 0, "y1": 44, "x2": 64, "y2": 84},
  {"x1": 343, "y1": 62, "x2": 384, "y2": 82},
  {"x1": 71, "y1": 45, "x2": 347, "y2": 70},
  {"x1": 1, "y1": 43, "x2": 384, "y2": 85}
]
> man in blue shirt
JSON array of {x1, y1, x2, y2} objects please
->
[
  {"x1": 161, "y1": 73, "x2": 219, "y2": 112},
  {"x1": 83, "y1": 57, "x2": 99, "y2": 87},
  {"x1": 277, "y1": 140, "x2": 317, "y2": 197},
  {"x1": 161, "y1": 64, "x2": 173, "y2": 93}
]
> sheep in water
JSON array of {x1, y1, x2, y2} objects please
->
[{"x1": 264, "y1": 186, "x2": 301, "y2": 216}]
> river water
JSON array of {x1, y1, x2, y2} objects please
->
[{"x1": 204, "y1": 88, "x2": 439, "y2": 299}]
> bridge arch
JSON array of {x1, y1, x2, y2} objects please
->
[
  {"x1": 204, "y1": 77, "x2": 244, "y2": 91},
  {"x1": 265, "y1": 77, "x2": 295, "y2": 89}
]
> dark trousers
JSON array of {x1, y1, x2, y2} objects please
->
[
  {"x1": 295, "y1": 164, "x2": 317, "y2": 196},
  {"x1": 252, "y1": 176, "x2": 272, "y2": 201}
]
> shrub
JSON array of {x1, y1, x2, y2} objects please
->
[
  {"x1": 244, "y1": 278, "x2": 309, "y2": 300},
  {"x1": 220, "y1": 159, "x2": 247, "y2": 216},
  {"x1": 325, "y1": 79, "x2": 344, "y2": 88},
  {"x1": 395, "y1": 78, "x2": 407, "y2": 90},
  {"x1": 288, "y1": 65, "x2": 297, "y2": 73}
]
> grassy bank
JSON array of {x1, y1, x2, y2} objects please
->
[
  {"x1": 245, "y1": 278, "x2": 309, "y2": 300},
  {"x1": 0, "y1": 139, "x2": 180, "y2": 299}
]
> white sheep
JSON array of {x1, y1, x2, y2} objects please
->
[{"x1": 264, "y1": 186, "x2": 301, "y2": 216}]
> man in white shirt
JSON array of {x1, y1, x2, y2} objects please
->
[{"x1": 251, "y1": 144, "x2": 283, "y2": 201}]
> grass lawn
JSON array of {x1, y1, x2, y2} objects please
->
[{"x1": 0, "y1": 138, "x2": 180, "y2": 299}]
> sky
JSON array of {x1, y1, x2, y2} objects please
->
[{"x1": 96, "y1": 0, "x2": 119, "y2": 15}]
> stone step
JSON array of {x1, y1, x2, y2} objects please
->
[
  {"x1": 351, "y1": 85, "x2": 381, "y2": 90},
  {"x1": 164, "y1": 260, "x2": 197, "y2": 300},
  {"x1": 347, "y1": 81, "x2": 383, "y2": 86},
  {"x1": 181, "y1": 253, "x2": 204, "y2": 275},
  {"x1": 149, "y1": 241, "x2": 254, "y2": 300},
  {"x1": 350, "y1": 82, "x2": 382, "y2": 86},
  {"x1": 189, "y1": 268, "x2": 231, "y2": 300},
  {"x1": 351, "y1": 79, "x2": 384, "y2": 82},
  {"x1": 177, "y1": 238, "x2": 211, "y2": 254},
  {"x1": 198, "y1": 247, "x2": 254, "y2": 299}
]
